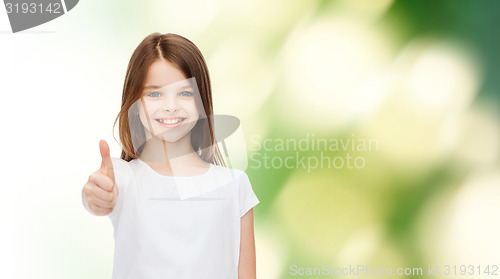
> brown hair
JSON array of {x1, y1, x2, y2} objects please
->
[{"x1": 113, "y1": 32, "x2": 226, "y2": 166}]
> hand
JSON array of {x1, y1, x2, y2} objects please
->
[{"x1": 82, "y1": 139, "x2": 119, "y2": 216}]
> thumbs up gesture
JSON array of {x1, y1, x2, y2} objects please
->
[{"x1": 82, "y1": 140, "x2": 119, "y2": 216}]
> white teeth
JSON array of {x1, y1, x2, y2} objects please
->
[{"x1": 158, "y1": 118, "x2": 183, "y2": 124}]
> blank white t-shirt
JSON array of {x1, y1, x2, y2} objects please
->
[{"x1": 106, "y1": 157, "x2": 260, "y2": 279}]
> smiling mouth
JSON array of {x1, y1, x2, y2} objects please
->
[{"x1": 155, "y1": 118, "x2": 186, "y2": 125}]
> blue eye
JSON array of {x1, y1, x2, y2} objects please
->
[
  {"x1": 180, "y1": 91, "x2": 193, "y2": 97},
  {"x1": 147, "y1": 91, "x2": 161, "y2": 98}
]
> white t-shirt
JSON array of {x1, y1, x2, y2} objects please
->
[{"x1": 106, "y1": 157, "x2": 260, "y2": 279}]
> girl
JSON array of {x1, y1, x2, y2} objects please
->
[{"x1": 81, "y1": 33, "x2": 259, "y2": 279}]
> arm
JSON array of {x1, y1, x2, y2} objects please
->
[{"x1": 238, "y1": 208, "x2": 256, "y2": 279}]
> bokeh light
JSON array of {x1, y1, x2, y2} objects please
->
[{"x1": 280, "y1": 15, "x2": 394, "y2": 130}]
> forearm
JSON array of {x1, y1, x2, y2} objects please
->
[{"x1": 238, "y1": 209, "x2": 256, "y2": 278}]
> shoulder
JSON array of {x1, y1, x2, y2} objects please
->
[
  {"x1": 111, "y1": 157, "x2": 132, "y2": 170},
  {"x1": 110, "y1": 157, "x2": 136, "y2": 180},
  {"x1": 211, "y1": 164, "x2": 250, "y2": 185},
  {"x1": 211, "y1": 163, "x2": 246, "y2": 175}
]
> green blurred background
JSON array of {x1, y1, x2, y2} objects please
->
[{"x1": 1, "y1": 0, "x2": 499, "y2": 278}]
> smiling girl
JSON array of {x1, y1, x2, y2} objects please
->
[{"x1": 81, "y1": 33, "x2": 259, "y2": 279}]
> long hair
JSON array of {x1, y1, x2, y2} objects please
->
[{"x1": 113, "y1": 32, "x2": 226, "y2": 166}]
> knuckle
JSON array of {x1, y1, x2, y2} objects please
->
[
  {"x1": 82, "y1": 185, "x2": 89, "y2": 195},
  {"x1": 88, "y1": 188, "x2": 95, "y2": 196},
  {"x1": 104, "y1": 177, "x2": 114, "y2": 189},
  {"x1": 84, "y1": 183, "x2": 93, "y2": 193}
]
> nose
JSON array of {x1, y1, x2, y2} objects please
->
[{"x1": 163, "y1": 94, "x2": 178, "y2": 112}]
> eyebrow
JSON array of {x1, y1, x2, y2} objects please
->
[{"x1": 143, "y1": 84, "x2": 192, "y2": 91}]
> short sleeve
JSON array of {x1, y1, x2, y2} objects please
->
[
  {"x1": 238, "y1": 171, "x2": 260, "y2": 218},
  {"x1": 107, "y1": 157, "x2": 130, "y2": 221}
]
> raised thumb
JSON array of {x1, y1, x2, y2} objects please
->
[{"x1": 99, "y1": 139, "x2": 115, "y2": 182}]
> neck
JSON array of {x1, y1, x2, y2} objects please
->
[{"x1": 139, "y1": 131, "x2": 197, "y2": 164}]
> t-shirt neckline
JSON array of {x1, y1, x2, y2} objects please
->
[{"x1": 136, "y1": 158, "x2": 213, "y2": 179}]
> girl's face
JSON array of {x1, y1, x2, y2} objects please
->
[{"x1": 137, "y1": 59, "x2": 200, "y2": 143}]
